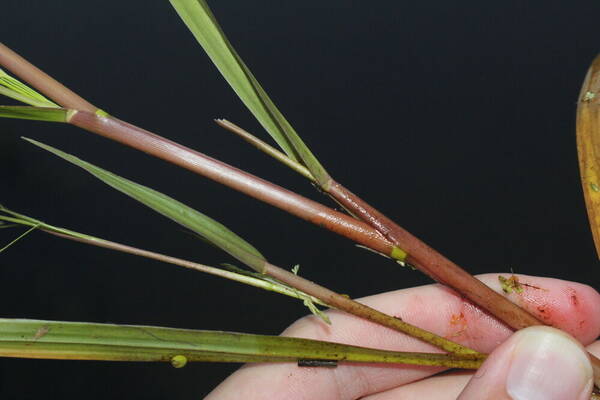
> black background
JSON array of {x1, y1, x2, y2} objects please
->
[{"x1": 1, "y1": 1, "x2": 600, "y2": 398}]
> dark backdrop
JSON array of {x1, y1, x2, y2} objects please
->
[{"x1": 1, "y1": 1, "x2": 599, "y2": 398}]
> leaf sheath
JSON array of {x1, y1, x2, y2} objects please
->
[
  {"x1": 0, "y1": 319, "x2": 485, "y2": 368},
  {"x1": 66, "y1": 111, "x2": 395, "y2": 257},
  {"x1": 327, "y1": 182, "x2": 543, "y2": 330}
]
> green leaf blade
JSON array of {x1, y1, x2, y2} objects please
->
[
  {"x1": 24, "y1": 138, "x2": 267, "y2": 272},
  {"x1": 0, "y1": 68, "x2": 59, "y2": 107},
  {"x1": 168, "y1": 0, "x2": 331, "y2": 185},
  {"x1": 0, "y1": 205, "x2": 329, "y2": 319},
  {"x1": 0, "y1": 106, "x2": 69, "y2": 122}
]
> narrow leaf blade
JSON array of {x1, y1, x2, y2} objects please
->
[
  {"x1": 0, "y1": 205, "x2": 328, "y2": 319},
  {"x1": 0, "y1": 106, "x2": 68, "y2": 122},
  {"x1": 168, "y1": 0, "x2": 331, "y2": 185},
  {"x1": 24, "y1": 138, "x2": 267, "y2": 272},
  {"x1": 0, "y1": 68, "x2": 59, "y2": 107}
]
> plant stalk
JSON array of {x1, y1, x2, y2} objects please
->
[
  {"x1": 326, "y1": 182, "x2": 543, "y2": 330},
  {"x1": 0, "y1": 319, "x2": 486, "y2": 369},
  {"x1": 41, "y1": 226, "x2": 480, "y2": 356},
  {"x1": 263, "y1": 262, "x2": 481, "y2": 355},
  {"x1": 66, "y1": 110, "x2": 396, "y2": 257},
  {"x1": 215, "y1": 118, "x2": 544, "y2": 329},
  {"x1": 214, "y1": 119, "x2": 315, "y2": 182}
]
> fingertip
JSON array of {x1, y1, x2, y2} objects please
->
[
  {"x1": 566, "y1": 283, "x2": 600, "y2": 343},
  {"x1": 526, "y1": 281, "x2": 600, "y2": 343},
  {"x1": 478, "y1": 274, "x2": 600, "y2": 344}
]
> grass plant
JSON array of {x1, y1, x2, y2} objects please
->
[{"x1": 1, "y1": 1, "x2": 599, "y2": 397}]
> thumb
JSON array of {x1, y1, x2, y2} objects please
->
[{"x1": 458, "y1": 326, "x2": 593, "y2": 400}]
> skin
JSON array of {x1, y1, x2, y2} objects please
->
[{"x1": 206, "y1": 274, "x2": 600, "y2": 400}]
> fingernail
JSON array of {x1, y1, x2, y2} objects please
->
[{"x1": 506, "y1": 327, "x2": 593, "y2": 400}]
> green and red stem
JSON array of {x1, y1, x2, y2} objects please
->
[
  {"x1": 67, "y1": 111, "x2": 542, "y2": 331},
  {"x1": 215, "y1": 119, "x2": 544, "y2": 330},
  {"x1": 66, "y1": 111, "x2": 396, "y2": 257},
  {"x1": 43, "y1": 228, "x2": 478, "y2": 356},
  {"x1": 325, "y1": 182, "x2": 543, "y2": 330},
  {"x1": 263, "y1": 262, "x2": 479, "y2": 355}
]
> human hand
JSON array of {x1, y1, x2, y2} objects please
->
[{"x1": 207, "y1": 274, "x2": 600, "y2": 400}]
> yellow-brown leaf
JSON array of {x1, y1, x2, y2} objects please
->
[{"x1": 576, "y1": 54, "x2": 600, "y2": 258}]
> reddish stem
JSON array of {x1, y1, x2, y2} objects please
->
[
  {"x1": 68, "y1": 111, "x2": 393, "y2": 256},
  {"x1": 327, "y1": 182, "x2": 543, "y2": 330},
  {"x1": 264, "y1": 262, "x2": 481, "y2": 355},
  {"x1": 0, "y1": 42, "x2": 96, "y2": 112}
]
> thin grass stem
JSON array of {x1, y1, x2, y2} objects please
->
[
  {"x1": 263, "y1": 263, "x2": 482, "y2": 355},
  {"x1": 215, "y1": 119, "x2": 316, "y2": 182},
  {"x1": 40, "y1": 222, "x2": 479, "y2": 355},
  {"x1": 0, "y1": 224, "x2": 38, "y2": 253}
]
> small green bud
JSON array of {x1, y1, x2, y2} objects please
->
[{"x1": 170, "y1": 355, "x2": 188, "y2": 368}]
